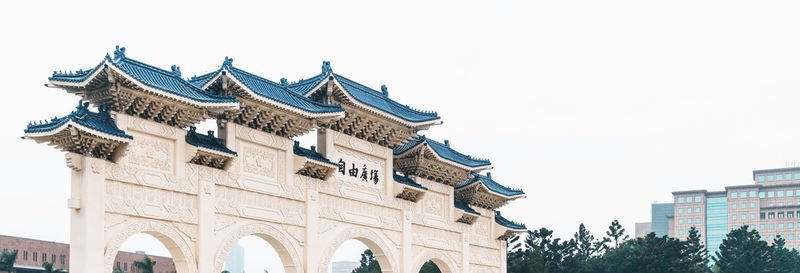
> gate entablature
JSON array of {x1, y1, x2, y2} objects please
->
[
  {"x1": 47, "y1": 46, "x2": 239, "y2": 128},
  {"x1": 287, "y1": 61, "x2": 442, "y2": 147},
  {"x1": 189, "y1": 57, "x2": 345, "y2": 138}
]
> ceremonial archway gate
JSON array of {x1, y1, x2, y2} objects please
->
[{"x1": 24, "y1": 47, "x2": 526, "y2": 273}]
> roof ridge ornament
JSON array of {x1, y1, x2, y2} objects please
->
[
  {"x1": 223, "y1": 56, "x2": 233, "y2": 68},
  {"x1": 280, "y1": 78, "x2": 289, "y2": 87},
  {"x1": 444, "y1": 139, "x2": 449, "y2": 147},
  {"x1": 113, "y1": 45, "x2": 126, "y2": 61},
  {"x1": 171, "y1": 65, "x2": 181, "y2": 77},
  {"x1": 321, "y1": 61, "x2": 332, "y2": 75},
  {"x1": 381, "y1": 85, "x2": 389, "y2": 96}
]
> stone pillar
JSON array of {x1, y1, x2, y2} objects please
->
[
  {"x1": 317, "y1": 128, "x2": 335, "y2": 159},
  {"x1": 462, "y1": 238, "x2": 470, "y2": 273},
  {"x1": 68, "y1": 154, "x2": 106, "y2": 273},
  {"x1": 305, "y1": 189, "x2": 320, "y2": 273},
  {"x1": 402, "y1": 210, "x2": 413, "y2": 273},
  {"x1": 196, "y1": 167, "x2": 215, "y2": 273}
]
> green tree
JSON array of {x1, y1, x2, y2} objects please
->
[
  {"x1": 0, "y1": 249, "x2": 18, "y2": 273},
  {"x1": 771, "y1": 235, "x2": 800, "y2": 273},
  {"x1": 605, "y1": 220, "x2": 629, "y2": 248},
  {"x1": 574, "y1": 223, "x2": 609, "y2": 261},
  {"x1": 418, "y1": 261, "x2": 441, "y2": 273},
  {"x1": 351, "y1": 249, "x2": 381, "y2": 273},
  {"x1": 114, "y1": 266, "x2": 125, "y2": 273},
  {"x1": 685, "y1": 227, "x2": 710, "y2": 273},
  {"x1": 712, "y1": 226, "x2": 774, "y2": 273},
  {"x1": 133, "y1": 255, "x2": 157, "y2": 273},
  {"x1": 42, "y1": 261, "x2": 63, "y2": 273}
]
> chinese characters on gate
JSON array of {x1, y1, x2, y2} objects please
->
[{"x1": 338, "y1": 158, "x2": 379, "y2": 184}]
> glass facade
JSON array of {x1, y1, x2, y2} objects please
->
[
  {"x1": 706, "y1": 197, "x2": 728, "y2": 262},
  {"x1": 651, "y1": 203, "x2": 674, "y2": 236}
]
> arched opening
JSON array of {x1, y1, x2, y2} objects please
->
[
  {"x1": 112, "y1": 233, "x2": 177, "y2": 273},
  {"x1": 412, "y1": 251, "x2": 455, "y2": 273},
  {"x1": 418, "y1": 261, "x2": 441, "y2": 273},
  {"x1": 320, "y1": 228, "x2": 397, "y2": 273},
  {"x1": 103, "y1": 221, "x2": 196, "y2": 273},
  {"x1": 213, "y1": 223, "x2": 303, "y2": 273},
  {"x1": 221, "y1": 235, "x2": 285, "y2": 273}
]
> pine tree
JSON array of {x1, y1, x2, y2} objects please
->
[
  {"x1": 0, "y1": 250, "x2": 17, "y2": 273},
  {"x1": 351, "y1": 249, "x2": 381, "y2": 273},
  {"x1": 574, "y1": 223, "x2": 609, "y2": 260},
  {"x1": 605, "y1": 220, "x2": 630, "y2": 248},
  {"x1": 771, "y1": 235, "x2": 800, "y2": 273},
  {"x1": 712, "y1": 226, "x2": 775, "y2": 273},
  {"x1": 684, "y1": 226, "x2": 710, "y2": 273}
]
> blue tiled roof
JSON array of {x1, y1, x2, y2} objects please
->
[
  {"x1": 189, "y1": 58, "x2": 344, "y2": 115},
  {"x1": 185, "y1": 127, "x2": 236, "y2": 155},
  {"x1": 455, "y1": 173, "x2": 525, "y2": 197},
  {"x1": 495, "y1": 211, "x2": 526, "y2": 230},
  {"x1": 49, "y1": 46, "x2": 238, "y2": 105},
  {"x1": 393, "y1": 170, "x2": 428, "y2": 190},
  {"x1": 393, "y1": 135, "x2": 491, "y2": 168},
  {"x1": 286, "y1": 62, "x2": 441, "y2": 124},
  {"x1": 293, "y1": 141, "x2": 336, "y2": 165},
  {"x1": 24, "y1": 101, "x2": 132, "y2": 139},
  {"x1": 455, "y1": 200, "x2": 480, "y2": 215}
]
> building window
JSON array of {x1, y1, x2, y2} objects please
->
[
  {"x1": 790, "y1": 223, "x2": 795, "y2": 229},
  {"x1": 740, "y1": 191, "x2": 747, "y2": 198},
  {"x1": 695, "y1": 207, "x2": 701, "y2": 213},
  {"x1": 679, "y1": 229, "x2": 684, "y2": 235},
  {"x1": 732, "y1": 204, "x2": 737, "y2": 209},
  {"x1": 61, "y1": 255, "x2": 65, "y2": 265},
  {"x1": 42, "y1": 252, "x2": 46, "y2": 262},
  {"x1": 769, "y1": 212, "x2": 776, "y2": 219},
  {"x1": 780, "y1": 212, "x2": 786, "y2": 218},
  {"x1": 751, "y1": 191, "x2": 757, "y2": 197},
  {"x1": 732, "y1": 215, "x2": 738, "y2": 220},
  {"x1": 761, "y1": 192, "x2": 766, "y2": 198},
  {"x1": 751, "y1": 214, "x2": 757, "y2": 220},
  {"x1": 790, "y1": 191, "x2": 795, "y2": 197},
  {"x1": 678, "y1": 197, "x2": 685, "y2": 203},
  {"x1": 33, "y1": 252, "x2": 37, "y2": 262},
  {"x1": 779, "y1": 203, "x2": 784, "y2": 206},
  {"x1": 780, "y1": 223, "x2": 785, "y2": 229},
  {"x1": 742, "y1": 214, "x2": 746, "y2": 220},
  {"x1": 124, "y1": 263, "x2": 128, "y2": 271},
  {"x1": 23, "y1": 251, "x2": 27, "y2": 260},
  {"x1": 759, "y1": 175, "x2": 766, "y2": 182},
  {"x1": 679, "y1": 208, "x2": 684, "y2": 214},
  {"x1": 760, "y1": 224, "x2": 766, "y2": 230},
  {"x1": 679, "y1": 219, "x2": 684, "y2": 224},
  {"x1": 697, "y1": 218, "x2": 702, "y2": 224},
  {"x1": 695, "y1": 196, "x2": 701, "y2": 202},
  {"x1": 779, "y1": 191, "x2": 785, "y2": 197},
  {"x1": 791, "y1": 212, "x2": 796, "y2": 218},
  {"x1": 770, "y1": 203, "x2": 775, "y2": 207},
  {"x1": 761, "y1": 213, "x2": 767, "y2": 219},
  {"x1": 732, "y1": 192, "x2": 738, "y2": 199},
  {"x1": 751, "y1": 202, "x2": 756, "y2": 208},
  {"x1": 771, "y1": 235, "x2": 775, "y2": 241},
  {"x1": 778, "y1": 174, "x2": 784, "y2": 181},
  {"x1": 688, "y1": 218, "x2": 693, "y2": 224},
  {"x1": 790, "y1": 234, "x2": 795, "y2": 240},
  {"x1": 771, "y1": 223, "x2": 776, "y2": 230},
  {"x1": 51, "y1": 254, "x2": 55, "y2": 263},
  {"x1": 769, "y1": 175, "x2": 775, "y2": 182},
  {"x1": 769, "y1": 191, "x2": 776, "y2": 198}
]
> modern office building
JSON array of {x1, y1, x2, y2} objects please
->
[
  {"x1": 0, "y1": 234, "x2": 175, "y2": 273},
  {"x1": 634, "y1": 222, "x2": 651, "y2": 238},
  {"x1": 650, "y1": 166, "x2": 800, "y2": 259},
  {"x1": 223, "y1": 244, "x2": 244, "y2": 273},
  {"x1": 331, "y1": 261, "x2": 359, "y2": 273}
]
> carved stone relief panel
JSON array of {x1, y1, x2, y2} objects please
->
[
  {"x1": 123, "y1": 132, "x2": 175, "y2": 173},
  {"x1": 234, "y1": 124, "x2": 292, "y2": 151},
  {"x1": 214, "y1": 186, "x2": 305, "y2": 226},
  {"x1": 238, "y1": 141, "x2": 278, "y2": 180},
  {"x1": 318, "y1": 193, "x2": 402, "y2": 231},
  {"x1": 106, "y1": 163, "x2": 197, "y2": 195},
  {"x1": 411, "y1": 224, "x2": 462, "y2": 251},
  {"x1": 332, "y1": 131, "x2": 391, "y2": 159},
  {"x1": 105, "y1": 180, "x2": 198, "y2": 224},
  {"x1": 125, "y1": 115, "x2": 180, "y2": 139},
  {"x1": 469, "y1": 216, "x2": 499, "y2": 249},
  {"x1": 470, "y1": 245, "x2": 502, "y2": 267}
]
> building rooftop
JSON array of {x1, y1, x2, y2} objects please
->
[
  {"x1": 393, "y1": 135, "x2": 491, "y2": 168},
  {"x1": 24, "y1": 101, "x2": 132, "y2": 140}
]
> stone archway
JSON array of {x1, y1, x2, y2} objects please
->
[
  {"x1": 318, "y1": 227, "x2": 399, "y2": 273},
  {"x1": 104, "y1": 220, "x2": 197, "y2": 273},
  {"x1": 412, "y1": 250, "x2": 457, "y2": 273},
  {"x1": 213, "y1": 222, "x2": 303, "y2": 273}
]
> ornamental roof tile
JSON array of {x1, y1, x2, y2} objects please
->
[
  {"x1": 454, "y1": 200, "x2": 480, "y2": 215},
  {"x1": 455, "y1": 173, "x2": 525, "y2": 197},
  {"x1": 287, "y1": 62, "x2": 441, "y2": 124},
  {"x1": 49, "y1": 46, "x2": 238, "y2": 105},
  {"x1": 24, "y1": 101, "x2": 132, "y2": 139},
  {"x1": 393, "y1": 170, "x2": 428, "y2": 191},
  {"x1": 495, "y1": 211, "x2": 526, "y2": 230},
  {"x1": 293, "y1": 141, "x2": 336, "y2": 166},
  {"x1": 185, "y1": 127, "x2": 236, "y2": 155},
  {"x1": 394, "y1": 135, "x2": 491, "y2": 168},
  {"x1": 189, "y1": 58, "x2": 344, "y2": 115}
]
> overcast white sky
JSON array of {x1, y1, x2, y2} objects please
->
[{"x1": 2, "y1": 0, "x2": 800, "y2": 272}]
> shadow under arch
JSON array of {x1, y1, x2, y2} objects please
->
[
  {"x1": 319, "y1": 226, "x2": 399, "y2": 273},
  {"x1": 104, "y1": 220, "x2": 197, "y2": 273},
  {"x1": 213, "y1": 222, "x2": 304, "y2": 273},
  {"x1": 412, "y1": 249, "x2": 457, "y2": 273}
]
